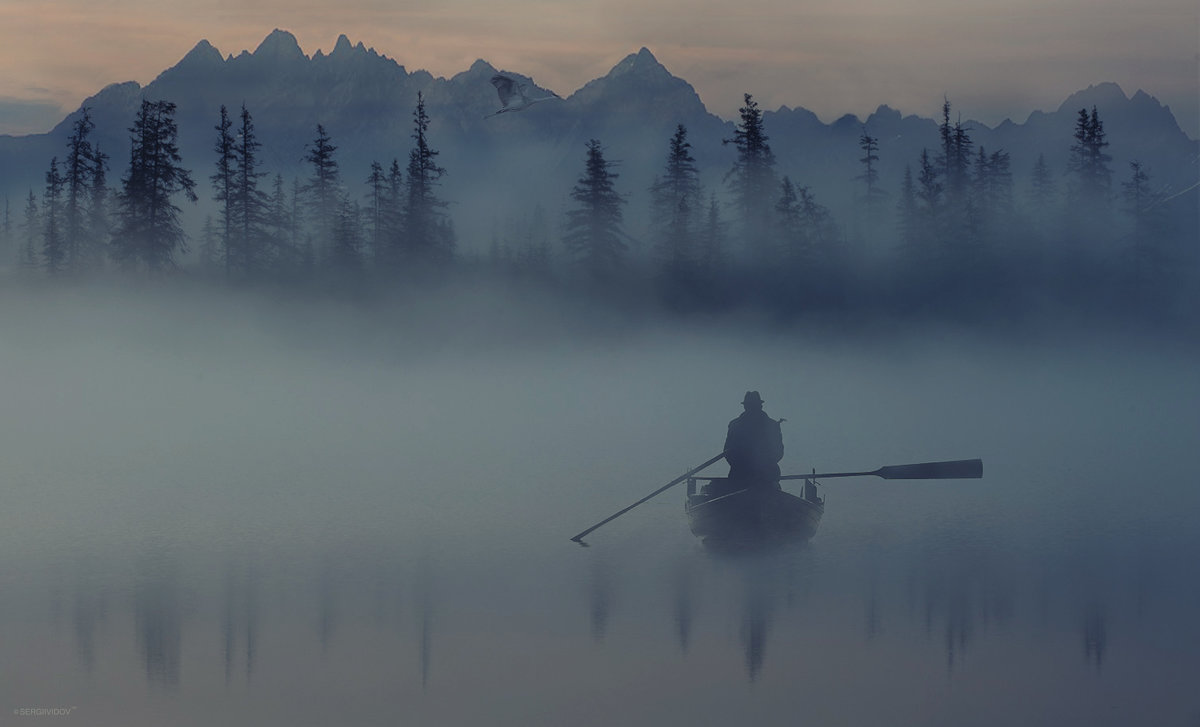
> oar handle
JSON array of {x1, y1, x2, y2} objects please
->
[{"x1": 569, "y1": 452, "x2": 726, "y2": 544}]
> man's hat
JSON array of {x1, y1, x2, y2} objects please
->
[{"x1": 742, "y1": 391, "x2": 764, "y2": 406}]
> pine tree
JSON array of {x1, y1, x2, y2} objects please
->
[
  {"x1": 42, "y1": 157, "x2": 66, "y2": 274},
  {"x1": 723, "y1": 93, "x2": 777, "y2": 261},
  {"x1": 1028, "y1": 153, "x2": 1056, "y2": 222},
  {"x1": 698, "y1": 193, "x2": 726, "y2": 274},
  {"x1": 330, "y1": 198, "x2": 364, "y2": 272},
  {"x1": 937, "y1": 98, "x2": 973, "y2": 200},
  {"x1": 857, "y1": 129, "x2": 887, "y2": 214},
  {"x1": 303, "y1": 124, "x2": 342, "y2": 262},
  {"x1": 1068, "y1": 106, "x2": 1112, "y2": 205},
  {"x1": 776, "y1": 176, "x2": 803, "y2": 266},
  {"x1": 83, "y1": 143, "x2": 110, "y2": 271},
  {"x1": 1122, "y1": 160, "x2": 1170, "y2": 297},
  {"x1": 364, "y1": 161, "x2": 386, "y2": 263},
  {"x1": 62, "y1": 107, "x2": 96, "y2": 271},
  {"x1": 266, "y1": 174, "x2": 292, "y2": 266},
  {"x1": 113, "y1": 99, "x2": 197, "y2": 271},
  {"x1": 649, "y1": 124, "x2": 702, "y2": 278},
  {"x1": 198, "y1": 215, "x2": 219, "y2": 273},
  {"x1": 379, "y1": 159, "x2": 404, "y2": 266},
  {"x1": 231, "y1": 104, "x2": 269, "y2": 275},
  {"x1": 563, "y1": 139, "x2": 626, "y2": 279},
  {"x1": 403, "y1": 92, "x2": 449, "y2": 263},
  {"x1": 896, "y1": 165, "x2": 920, "y2": 252},
  {"x1": 1, "y1": 196, "x2": 11, "y2": 265},
  {"x1": 211, "y1": 105, "x2": 236, "y2": 273},
  {"x1": 19, "y1": 190, "x2": 39, "y2": 271}
]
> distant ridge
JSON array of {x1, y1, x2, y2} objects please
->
[{"x1": 0, "y1": 30, "x2": 1195, "y2": 249}]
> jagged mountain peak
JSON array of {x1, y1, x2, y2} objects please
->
[
  {"x1": 1057, "y1": 82, "x2": 1129, "y2": 113},
  {"x1": 253, "y1": 29, "x2": 306, "y2": 62},
  {"x1": 178, "y1": 39, "x2": 225, "y2": 68},
  {"x1": 606, "y1": 47, "x2": 669, "y2": 80}
]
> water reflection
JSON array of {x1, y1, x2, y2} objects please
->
[
  {"x1": 220, "y1": 560, "x2": 259, "y2": 684},
  {"x1": 4, "y1": 519, "x2": 1198, "y2": 726},
  {"x1": 133, "y1": 544, "x2": 183, "y2": 688}
]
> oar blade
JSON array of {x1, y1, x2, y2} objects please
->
[{"x1": 876, "y1": 458, "x2": 982, "y2": 480}]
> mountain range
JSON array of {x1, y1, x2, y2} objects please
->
[{"x1": 1, "y1": 29, "x2": 1196, "y2": 247}]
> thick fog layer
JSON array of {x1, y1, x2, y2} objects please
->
[{"x1": 0, "y1": 284, "x2": 1197, "y2": 726}]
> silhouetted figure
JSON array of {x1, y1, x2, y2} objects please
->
[{"x1": 724, "y1": 391, "x2": 784, "y2": 488}]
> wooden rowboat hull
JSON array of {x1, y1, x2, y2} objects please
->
[{"x1": 685, "y1": 479, "x2": 824, "y2": 549}]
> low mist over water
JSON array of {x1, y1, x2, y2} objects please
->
[{"x1": 1, "y1": 284, "x2": 1197, "y2": 726}]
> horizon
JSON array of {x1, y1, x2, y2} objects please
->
[{"x1": 0, "y1": 0, "x2": 1196, "y2": 138}]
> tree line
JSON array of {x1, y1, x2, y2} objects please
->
[{"x1": 2, "y1": 91, "x2": 1193, "y2": 321}]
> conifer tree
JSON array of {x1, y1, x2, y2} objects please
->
[
  {"x1": 1028, "y1": 153, "x2": 1056, "y2": 221},
  {"x1": 724, "y1": 93, "x2": 777, "y2": 261},
  {"x1": 62, "y1": 107, "x2": 95, "y2": 271},
  {"x1": 83, "y1": 143, "x2": 110, "y2": 271},
  {"x1": 304, "y1": 124, "x2": 342, "y2": 261},
  {"x1": 212, "y1": 105, "x2": 236, "y2": 272},
  {"x1": 650, "y1": 124, "x2": 702, "y2": 278},
  {"x1": 896, "y1": 165, "x2": 920, "y2": 251},
  {"x1": 113, "y1": 99, "x2": 197, "y2": 271},
  {"x1": 1068, "y1": 106, "x2": 1112, "y2": 205},
  {"x1": 564, "y1": 139, "x2": 626, "y2": 279},
  {"x1": 42, "y1": 157, "x2": 65, "y2": 274},
  {"x1": 231, "y1": 104, "x2": 269, "y2": 275},
  {"x1": 266, "y1": 174, "x2": 292, "y2": 265},
  {"x1": 365, "y1": 161, "x2": 386, "y2": 263},
  {"x1": 698, "y1": 193, "x2": 726, "y2": 274},
  {"x1": 380, "y1": 159, "x2": 404, "y2": 266},
  {"x1": 1, "y1": 196, "x2": 10, "y2": 264},
  {"x1": 857, "y1": 129, "x2": 887, "y2": 215},
  {"x1": 403, "y1": 92, "x2": 450, "y2": 263},
  {"x1": 19, "y1": 190, "x2": 39, "y2": 271},
  {"x1": 1122, "y1": 160, "x2": 1170, "y2": 296}
]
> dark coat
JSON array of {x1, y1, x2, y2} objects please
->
[{"x1": 724, "y1": 408, "x2": 784, "y2": 485}]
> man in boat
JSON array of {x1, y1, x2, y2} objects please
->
[{"x1": 723, "y1": 391, "x2": 784, "y2": 490}]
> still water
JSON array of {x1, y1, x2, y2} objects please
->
[{"x1": 1, "y1": 289, "x2": 1197, "y2": 726}]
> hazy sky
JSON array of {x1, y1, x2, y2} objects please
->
[{"x1": 0, "y1": 0, "x2": 1196, "y2": 137}]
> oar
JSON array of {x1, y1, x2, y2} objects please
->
[
  {"x1": 569, "y1": 452, "x2": 726, "y2": 545},
  {"x1": 779, "y1": 458, "x2": 983, "y2": 481}
]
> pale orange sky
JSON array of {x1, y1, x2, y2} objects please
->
[{"x1": 0, "y1": 0, "x2": 1196, "y2": 137}]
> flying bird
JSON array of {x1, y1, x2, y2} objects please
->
[{"x1": 486, "y1": 74, "x2": 561, "y2": 118}]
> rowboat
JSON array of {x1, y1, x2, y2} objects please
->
[
  {"x1": 685, "y1": 477, "x2": 824, "y2": 550},
  {"x1": 569, "y1": 457, "x2": 979, "y2": 547}
]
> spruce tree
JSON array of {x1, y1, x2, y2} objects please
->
[
  {"x1": 857, "y1": 130, "x2": 887, "y2": 215},
  {"x1": 113, "y1": 100, "x2": 197, "y2": 271},
  {"x1": 1, "y1": 196, "x2": 10, "y2": 265},
  {"x1": 896, "y1": 165, "x2": 920, "y2": 252},
  {"x1": 42, "y1": 158, "x2": 65, "y2": 274},
  {"x1": 1028, "y1": 153, "x2": 1056, "y2": 222},
  {"x1": 649, "y1": 124, "x2": 701, "y2": 278},
  {"x1": 303, "y1": 124, "x2": 342, "y2": 262},
  {"x1": 83, "y1": 144, "x2": 110, "y2": 271},
  {"x1": 1068, "y1": 106, "x2": 1112, "y2": 205},
  {"x1": 231, "y1": 104, "x2": 268, "y2": 275},
  {"x1": 1122, "y1": 160, "x2": 1170, "y2": 297},
  {"x1": 564, "y1": 139, "x2": 626, "y2": 280},
  {"x1": 723, "y1": 93, "x2": 777, "y2": 261},
  {"x1": 365, "y1": 161, "x2": 386, "y2": 263},
  {"x1": 19, "y1": 190, "x2": 39, "y2": 271},
  {"x1": 266, "y1": 174, "x2": 292, "y2": 265},
  {"x1": 403, "y1": 92, "x2": 449, "y2": 263},
  {"x1": 212, "y1": 105, "x2": 236, "y2": 272},
  {"x1": 62, "y1": 107, "x2": 95, "y2": 272}
]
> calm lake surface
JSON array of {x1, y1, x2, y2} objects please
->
[{"x1": 1, "y1": 287, "x2": 1197, "y2": 726}]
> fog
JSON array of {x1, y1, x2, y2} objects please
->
[{"x1": 1, "y1": 282, "x2": 1197, "y2": 726}]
